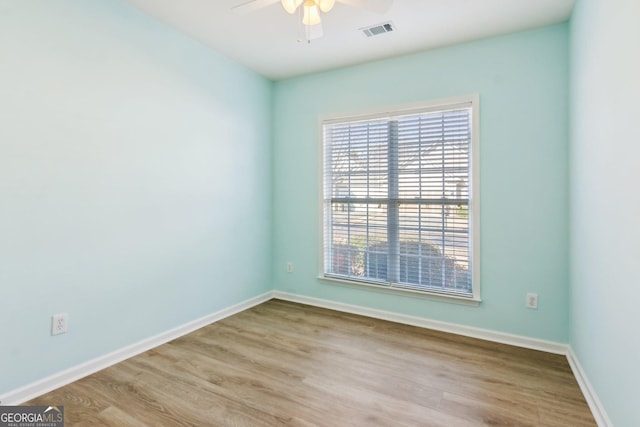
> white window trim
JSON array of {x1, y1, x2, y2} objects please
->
[{"x1": 317, "y1": 94, "x2": 481, "y2": 304}]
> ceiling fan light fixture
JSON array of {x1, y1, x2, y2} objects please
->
[
  {"x1": 317, "y1": 0, "x2": 335, "y2": 13},
  {"x1": 302, "y1": 0, "x2": 321, "y2": 26},
  {"x1": 281, "y1": 0, "x2": 304, "y2": 14}
]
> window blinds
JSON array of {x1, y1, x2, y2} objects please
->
[{"x1": 323, "y1": 103, "x2": 473, "y2": 296}]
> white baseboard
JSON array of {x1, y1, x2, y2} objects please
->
[
  {"x1": 2, "y1": 288, "x2": 609, "y2": 427},
  {"x1": 0, "y1": 291, "x2": 274, "y2": 406},
  {"x1": 273, "y1": 291, "x2": 568, "y2": 354},
  {"x1": 566, "y1": 347, "x2": 613, "y2": 427}
]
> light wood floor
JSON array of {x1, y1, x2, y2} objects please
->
[{"x1": 28, "y1": 299, "x2": 596, "y2": 426}]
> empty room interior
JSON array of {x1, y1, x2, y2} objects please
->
[{"x1": 1, "y1": 0, "x2": 638, "y2": 426}]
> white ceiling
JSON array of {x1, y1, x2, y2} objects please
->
[{"x1": 123, "y1": 0, "x2": 575, "y2": 80}]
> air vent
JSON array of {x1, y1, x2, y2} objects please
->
[{"x1": 360, "y1": 22, "x2": 395, "y2": 38}]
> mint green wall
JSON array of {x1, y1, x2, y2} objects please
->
[
  {"x1": 273, "y1": 25, "x2": 570, "y2": 342},
  {"x1": 570, "y1": 0, "x2": 640, "y2": 425},
  {"x1": 0, "y1": 0, "x2": 272, "y2": 394}
]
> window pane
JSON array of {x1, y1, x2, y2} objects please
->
[
  {"x1": 397, "y1": 203, "x2": 470, "y2": 293},
  {"x1": 326, "y1": 121, "x2": 388, "y2": 200},
  {"x1": 329, "y1": 203, "x2": 387, "y2": 281}
]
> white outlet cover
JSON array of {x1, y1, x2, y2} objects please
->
[
  {"x1": 52, "y1": 313, "x2": 68, "y2": 335},
  {"x1": 526, "y1": 293, "x2": 538, "y2": 309}
]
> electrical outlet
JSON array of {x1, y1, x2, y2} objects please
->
[
  {"x1": 287, "y1": 262, "x2": 294, "y2": 273},
  {"x1": 526, "y1": 293, "x2": 538, "y2": 309},
  {"x1": 51, "y1": 313, "x2": 68, "y2": 335}
]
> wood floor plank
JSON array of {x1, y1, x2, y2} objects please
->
[
  {"x1": 438, "y1": 391, "x2": 541, "y2": 426},
  {"x1": 97, "y1": 406, "x2": 149, "y2": 427},
  {"x1": 26, "y1": 299, "x2": 596, "y2": 426}
]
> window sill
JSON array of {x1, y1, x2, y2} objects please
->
[{"x1": 318, "y1": 275, "x2": 481, "y2": 307}]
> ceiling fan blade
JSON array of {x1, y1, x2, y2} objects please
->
[
  {"x1": 338, "y1": 0, "x2": 392, "y2": 14},
  {"x1": 232, "y1": 0, "x2": 280, "y2": 14}
]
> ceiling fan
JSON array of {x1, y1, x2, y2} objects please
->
[{"x1": 232, "y1": 0, "x2": 393, "y2": 41}]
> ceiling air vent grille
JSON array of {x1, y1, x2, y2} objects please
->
[{"x1": 361, "y1": 22, "x2": 395, "y2": 38}]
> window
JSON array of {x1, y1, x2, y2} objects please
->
[{"x1": 321, "y1": 97, "x2": 479, "y2": 300}]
